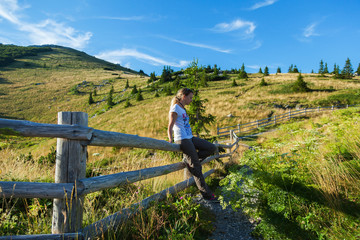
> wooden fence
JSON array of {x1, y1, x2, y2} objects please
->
[
  {"x1": 0, "y1": 112, "x2": 240, "y2": 240},
  {"x1": 217, "y1": 104, "x2": 357, "y2": 138}
]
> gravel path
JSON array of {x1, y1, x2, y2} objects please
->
[{"x1": 193, "y1": 195, "x2": 257, "y2": 240}]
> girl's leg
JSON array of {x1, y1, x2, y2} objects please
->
[
  {"x1": 176, "y1": 138, "x2": 213, "y2": 199},
  {"x1": 192, "y1": 137, "x2": 217, "y2": 160}
]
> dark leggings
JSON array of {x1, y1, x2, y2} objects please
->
[{"x1": 175, "y1": 137, "x2": 216, "y2": 199}]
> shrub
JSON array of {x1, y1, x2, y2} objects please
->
[
  {"x1": 124, "y1": 98, "x2": 131, "y2": 108},
  {"x1": 292, "y1": 73, "x2": 310, "y2": 92},
  {"x1": 136, "y1": 91, "x2": 144, "y2": 101},
  {"x1": 259, "y1": 78, "x2": 268, "y2": 86}
]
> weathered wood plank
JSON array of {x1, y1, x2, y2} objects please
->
[
  {"x1": 0, "y1": 118, "x2": 93, "y2": 140},
  {"x1": 0, "y1": 233, "x2": 83, "y2": 240},
  {"x1": 0, "y1": 182, "x2": 74, "y2": 199},
  {"x1": 88, "y1": 129, "x2": 182, "y2": 152},
  {"x1": 82, "y1": 169, "x2": 215, "y2": 239},
  {"x1": 80, "y1": 161, "x2": 185, "y2": 195}
]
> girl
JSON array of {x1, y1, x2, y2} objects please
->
[{"x1": 167, "y1": 88, "x2": 216, "y2": 200}]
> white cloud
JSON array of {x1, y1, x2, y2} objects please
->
[
  {"x1": 0, "y1": 0, "x2": 91, "y2": 49},
  {"x1": 96, "y1": 49, "x2": 189, "y2": 68},
  {"x1": 160, "y1": 36, "x2": 231, "y2": 53},
  {"x1": 212, "y1": 19, "x2": 256, "y2": 37},
  {"x1": 303, "y1": 22, "x2": 320, "y2": 38},
  {"x1": 249, "y1": 0, "x2": 278, "y2": 10}
]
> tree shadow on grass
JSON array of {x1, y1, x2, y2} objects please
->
[
  {"x1": 0, "y1": 77, "x2": 11, "y2": 84},
  {"x1": 259, "y1": 208, "x2": 318, "y2": 240},
  {"x1": 257, "y1": 170, "x2": 360, "y2": 219}
]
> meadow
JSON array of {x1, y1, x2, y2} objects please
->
[{"x1": 0, "y1": 46, "x2": 360, "y2": 239}]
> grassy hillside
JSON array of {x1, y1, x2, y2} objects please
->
[
  {"x1": 1, "y1": 45, "x2": 360, "y2": 238},
  {"x1": 219, "y1": 108, "x2": 360, "y2": 239},
  {"x1": 1, "y1": 47, "x2": 360, "y2": 156}
]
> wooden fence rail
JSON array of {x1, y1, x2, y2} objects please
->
[
  {"x1": 217, "y1": 104, "x2": 357, "y2": 137},
  {"x1": 0, "y1": 112, "x2": 240, "y2": 240}
]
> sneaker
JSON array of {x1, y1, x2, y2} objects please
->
[{"x1": 204, "y1": 194, "x2": 220, "y2": 202}]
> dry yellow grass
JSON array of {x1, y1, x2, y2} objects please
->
[{"x1": 1, "y1": 50, "x2": 360, "y2": 190}]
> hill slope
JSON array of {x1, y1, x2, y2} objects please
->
[
  {"x1": 1, "y1": 44, "x2": 360, "y2": 140},
  {"x1": 0, "y1": 45, "x2": 141, "y2": 123}
]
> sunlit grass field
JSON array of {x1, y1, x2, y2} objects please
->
[{"x1": 1, "y1": 46, "x2": 360, "y2": 238}]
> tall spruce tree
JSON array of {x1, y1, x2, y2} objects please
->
[
  {"x1": 319, "y1": 60, "x2": 324, "y2": 75},
  {"x1": 277, "y1": 67, "x2": 281, "y2": 74},
  {"x1": 288, "y1": 64, "x2": 294, "y2": 73},
  {"x1": 341, "y1": 58, "x2": 353, "y2": 79},
  {"x1": 357, "y1": 63, "x2": 360, "y2": 76},
  {"x1": 107, "y1": 87, "x2": 115, "y2": 108},
  {"x1": 264, "y1": 66, "x2": 269, "y2": 76},
  {"x1": 160, "y1": 66, "x2": 173, "y2": 83},
  {"x1": 239, "y1": 63, "x2": 248, "y2": 79},
  {"x1": 324, "y1": 63, "x2": 329, "y2": 73},
  {"x1": 184, "y1": 59, "x2": 215, "y2": 136},
  {"x1": 148, "y1": 72, "x2": 157, "y2": 83}
]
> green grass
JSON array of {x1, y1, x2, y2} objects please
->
[
  {"x1": 219, "y1": 108, "x2": 360, "y2": 239},
  {"x1": 2, "y1": 45, "x2": 360, "y2": 239}
]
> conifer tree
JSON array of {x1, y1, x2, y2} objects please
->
[
  {"x1": 136, "y1": 89, "x2": 144, "y2": 101},
  {"x1": 258, "y1": 67, "x2": 263, "y2": 74},
  {"x1": 125, "y1": 79, "x2": 129, "y2": 88},
  {"x1": 131, "y1": 85, "x2": 138, "y2": 94},
  {"x1": 259, "y1": 78, "x2": 268, "y2": 86},
  {"x1": 341, "y1": 58, "x2": 353, "y2": 79},
  {"x1": 160, "y1": 66, "x2": 173, "y2": 83},
  {"x1": 93, "y1": 88, "x2": 97, "y2": 96},
  {"x1": 277, "y1": 67, "x2": 281, "y2": 74},
  {"x1": 333, "y1": 64, "x2": 340, "y2": 78},
  {"x1": 292, "y1": 73, "x2": 310, "y2": 92},
  {"x1": 324, "y1": 63, "x2": 329, "y2": 73},
  {"x1": 318, "y1": 60, "x2": 324, "y2": 75},
  {"x1": 293, "y1": 65, "x2": 299, "y2": 73},
  {"x1": 107, "y1": 87, "x2": 115, "y2": 108},
  {"x1": 357, "y1": 63, "x2": 360, "y2": 76},
  {"x1": 124, "y1": 98, "x2": 131, "y2": 108},
  {"x1": 213, "y1": 64, "x2": 219, "y2": 76},
  {"x1": 232, "y1": 79, "x2": 238, "y2": 86},
  {"x1": 147, "y1": 72, "x2": 157, "y2": 83},
  {"x1": 264, "y1": 66, "x2": 269, "y2": 76},
  {"x1": 238, "y1": 63, "x2": 248, "y2": 79},
  {"x1": 288, "y1": 64, "x2": 294, "y2": 73},
  {"x1": 185, "y1": 59, "x2": 215, "y2": 136}
]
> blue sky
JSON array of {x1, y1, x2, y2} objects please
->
[{"x1": 0, "y1": 0, "x2": 359, "y2": 75}]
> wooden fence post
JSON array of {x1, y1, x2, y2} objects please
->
[
  {"x1": 52, "y1": 112, "x2": 88, "y2": 234},
  {"x1": 237, "y1": 124, "x2": 241, "y2": 134},
  {"x1": 274, "y1": 115, "x2": 277, "y2": 125}
]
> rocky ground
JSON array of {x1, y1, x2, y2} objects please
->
[{"x1": 193, "y1": 194, "x2": 258, "y2": 240}]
